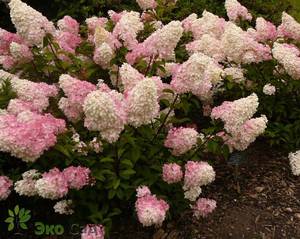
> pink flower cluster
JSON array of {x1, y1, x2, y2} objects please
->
[
  {"x1": 225, "y1": 0, "x2": 252, "y2": 22},
  {"x1": 59, "y1": 74, "x2": 96, "y2": 122},
  {"x1": 135, "y1": 186, "x2": 169, "y2": 227},
  {"x1": 164, "y1": 127, "x2": 199, "y2": 156},
  {"x1": 81, "y1": 224, "x2": 105, "y2": 239},
  {"x1": 162, "y1": 163, "x2": 183, "y2": 184},
  {"x1": 278, "y1": 12, "x2": 300, "y2": 41},
  {"x1": 183, "y1": 161, "x2": 215, "y2": 201},
  {"x1": 0, "y1": 110, "x2": 65, "y2": 162},
  {"x1": 35, "y1": 166, "x2": 91, "y2": 200},
  {"x1": 192, "y1": 198, "x2": 217, "y2": 218},
  {"x1": 0, "y1": 176, "x2": 13, "y2": 200}
]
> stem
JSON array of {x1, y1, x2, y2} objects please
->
[
  {"x1": 151, "y1": 94, "x2": 179, "y2": 142},
  {"x1": 48, "y1": 38, "x2": 64, "y2": 72},
  {"x1": 144, "y1": 55, "x2": 154, "y2": 76}
]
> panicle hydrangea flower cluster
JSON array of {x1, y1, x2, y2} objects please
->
[
  {"x1": 9, "y1": 0, "x2": 55, "y2": 46},
  {"x1": 135, "y1": 186, "x2": 169, "y2": 227},
  {"x1": 58, "y1": 74, "x2": 97, "y2": 122},
  {"x1": 254, "y1": 17, "x2": 277, "y2": 42},
  {"x1": 192, "y1": 198, "x2": 217, "y2": 218},
  {"x1": 272, "y1": 42, "x2": 300, "y2": 80},
  {"x1": 54, "y1": 200, "x2": 74, "y2": 215},
  {"x1": 119, "y1": 63, "x2": 144, "y2": 92},
  {"x1": 35, "y1": 166, "x2": 91, "y2": 200},
  {"x1": 125, "y1": 78, "x2": 159, "y2": 127},
  {"x1": 126, "y1": 21, "x2": 183, "y2": 64},
  {"x1": 263, "y1": 83, "x2": 276, "y2": 95},
  {"x1": 211, "y1": 94, "x2": 268, "y2": 151},
  {"x1": 183, "y1": 161, "x2": 215, "y2": 201},
  {"x1": 225, "y1": 0, "x2": 252, "y2": 22},
  {"x1": 288, "y1": 150, "x2": 300, "y2": 176},
  {"x1": 83, "y1": 89, "x2": 127, "y2": 143},
  {"x1": 164, "y1": 127, "x2": 199, "y2": 156},
  {"x1": 0, "y1": 176, "x2": 13, "y2": 200},
  {"x1": 81, "y1": 224, "x2": 105, "y2": 239},
  {"x1": 15, "y1": 169, "x2": 41, "y2": 196},
  {"x1": 136, "y1": 0, "x2": 157, "y2": 10},
  {"x1": 170, "y1": 53, "x2": 223, "y2": 100},
  {"x1": 278, "y1": 12, "x2": 300, "y2": 41},
  {"x1": 162, "y1": 163, "x2": 183, "y2": 184},
  {"x1": 0, "y1": 110, "x2": 65, "y2": 162}
]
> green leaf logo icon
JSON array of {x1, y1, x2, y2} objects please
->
[{"x1": 5, "y1": 205, "x2": 31, "y2": 231}]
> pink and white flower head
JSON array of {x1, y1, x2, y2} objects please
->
[
  {"x1": 162, "y1": 163, "x2": 183, "y2": 184},
  {"x1": 164, "y1": 127, "x2": 199, "y2": 156},
  {"x1": 278, "y1": 12, "x2": 300, "y2": 42},
  {"x1": 288, "y1": 150, "x2": 300, "y2": 176},
  {"x1": 35, "y1": 168, "x2": 68, "y2": 200},
  {"x1": 56, "y1": 31, "x2": 81, "y2": 53},
  {"x1": 221, "y1": 23, "x2": 271, "y2": 64},
  {"x1": 81, "y1": 224, "x2": 105, "y2": 239},
  {"x1": 83, "y1": 89, "x2": 126, "y2": 143},
  {"x1": 184, "y1": 161, "x2": 215, "y2": 189},
  {"x1": 135, "y1": 187, "x2": 169, "y2": 227},
  {"x1": 136, "y1": 185, "x2": 151, "y2": 198},
  {"x1": 0, "y1": 28, "x2": 23, "y2": 55},
  {"x1": 119, "y1": 63, "x2": 144, "y2": 92},
  {"x1": 57, "y1": 16, "x2": 79, "y2": 35},
  {"x1": 188, "y1": 11, "x2": 226, "y2": 40},
  {"x1": 63, "y1": 166, "x2": 91, "y2": 190},
  {"x1": 263, "y1": 83, "x2": 276, "y2": 95},
  {"x1": 9, "y1": 0, "x2": 55, "y2": 46},
  {"x1": 93, "y1": 43, "x2": 114, "y2": 69},
  {"x1": 255, "y1": 17, "x2": 277, "y2": 42},
  {"x1": 211, "y1": 93, "x2": 259, "y2": 133},
  {"x1": 182, "y1": 14, "x2": 198, "y2": 32},
  {"x1": 0, "y1": 176, "x2": 13, "y2": 200},
  {"x1": 86, "y1": 17, "x2": 108, "y2": 34},
  {"x1": 14, "y1": 169, "x2": 41, "y2": 197},
  {"x1": 170, "y1": 53, "x2": 223, "y2": 100},
  {"x1": 126, "y1": 78, "x2": 159, "y2": 127},
  {"x1": 225, "y1": 0, "x2": 252, "y2": 22},
  {"x1": 272, "y1": 42, "x2": 300, "y2": 80},
  {"x1": 0, "y1": 111, "x2": 65, "y2": 162},
  {"x1": 0, "y1": 55, "x2": 16, "y2": 70},
  {"x1": 9, "y1": 42, "x2": 33, "y2": 62},
  {"x1": 113, "y1": 11, "x2": 144, "y2": 50},
  {"x1": 136, "y1": 0, "x2": 157, "y2": 10},
  {"x1": 192, "y1": 198, "x2": 216, "y2": 218},
  {"x1": 126, "y1": 21, "x2": 183, "y2": 64}
]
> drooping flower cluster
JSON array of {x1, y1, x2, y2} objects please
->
[
  {"x1": 288, "y1": 150, "x2": 300, "y2": 176},
  {"x1": 183, "y1": 161, "x2": 215, "y2": 201},
  {"x1": 192, "y1": 198, "x2": 217, "y2": 218},
  {"x1": 278, "y1": 12, "x2": 300, "y2": 41},
  {"x1": 164, "y1": 127, "x2": 199, "y2": 156},
  {"x1": 135, "y1": 186, "x2": 169, "y2": 227},
  {"x1": 211, "y1": 94, "x2": 268, "y2": 151},
  {"x1": 162, "y1": 163, "x2": 183, "y2": 184},
  {"x1": 81, "y1": 224, "x2": 105, "y2": 239},
  {"x1": 54, "y1": 200, "x2": 74, "y2": 215},
  {"x1": 0, "y1": 176, "x2": 13, "y2": 200},
  {"x1": 63, "y1": 166, "x2": 91, "y2": 190}
]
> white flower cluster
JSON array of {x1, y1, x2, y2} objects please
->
[
  {"x1": 119, "y1": 63, "x2": 144, "y2": 92},
  {"x1": 9, "y1": 0, "x2": 55, "y2": 46},
  {"x1": 54, "y1": 200, "x2": 74, "y2": 215},
  {"x1": 15, "y1": 169, "x2": 40, "y2": 196},
  {"x1": 288, "y1": 151, "x2": 300, "y2": 176},
  {"x1": 263, "y1": 83, "x2": 276, "y2": 95},
  {"x1": 126, "y1": 78, "x2": 159, "y2": 127}
]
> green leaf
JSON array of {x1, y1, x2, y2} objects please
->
[
  {"x1": 8, "y1": 209, "x2": 14, "y2": 217},
  {"x1": 113, "y1": 179, "x2": 120, "y2": 190},
  {"x1": 14, "y1": 205, "x2": 19, "y2": 215},
  {"x1": 20, "y1": 223, "x2": 28, "y2": 230},
  {"x1": 100, "y1": 157, "x2": 114, "y2": 163},
  {"x1": 8, "y1": 223, "x2": 14, "y2": 231},
  {"x1": 20, "y1": 214, "x2": 31, "y2": 223},
  {"x1": 5, "y1": 217, "x2": 14, "y2": 223},
  {"x1": 120, "y1": 159, "x2": 133, "y2": 167},
  {"x1": 19, "y1": 208, "x2": 25, "y2": 218},
  {"x1": 108, "y1": 190, "x2": 116, "y2": 199}
]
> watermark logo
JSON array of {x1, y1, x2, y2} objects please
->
[{"x1": 4, "y1": 205, "x2": 31, "y2": 231}]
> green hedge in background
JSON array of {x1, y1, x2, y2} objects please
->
[{"x1": 1, "y1": 0, "x2": 299, "y2": 31}]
